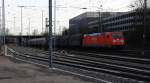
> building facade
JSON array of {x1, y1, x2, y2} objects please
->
[
  {"x1": 69, "y1": 12, "x2": 121, "y2": 34},
  {"x1": 69, "y1": 9, "x2": 150, "y2": 35}
]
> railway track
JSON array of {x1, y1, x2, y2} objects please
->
[
  {"x1": 7, "y1": 46, "x2": 150, "y2": 83},
  {"x1": 56, "y1": 48, "x2": 150, "y2": 58}
]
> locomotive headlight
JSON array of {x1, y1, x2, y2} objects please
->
[
  {"x1": 120, "y1": 40, "x2": 124, "y2": 42},
  {"x1": 113, "y1": 40, "x2": 117, "y2": 42}
]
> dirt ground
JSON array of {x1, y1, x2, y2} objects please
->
[{"x1": 0, "y1": 56, "x2": 94, "y2": 83}]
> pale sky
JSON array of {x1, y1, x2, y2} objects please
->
[{"x1": 2, "y1": 0, "x2": 143, "y2": 35}]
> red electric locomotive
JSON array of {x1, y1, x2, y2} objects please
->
[{"x1": 82, "y1": 32, "x2": 125, "y2": 48}]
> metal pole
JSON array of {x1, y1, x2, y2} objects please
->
[
  {"x1": 53, "y1": 0, "x2": 56, "y2": 51},
  {"x1": 14, "y1": 17, "x2": 16, "y2": 34},
  {"x1": 98, "y1": 5, "x2": 103, "y2": 33},
  {"x1": 17, "y1": 6, "x2": 24, "y2": 46},
  {"x1": 98, "y1": 12, "x2": 100, "y2": 33},
  {"x1": 18, "y1": 6, "x2": 24, "y2": 46},
  {"x1": 21, "y1": 7, "x2": 23, "y2": 46},
  {"x1": 28, "y1": 18, "x2": 30, "y2": 47},
  {"x1": 42, "y1": 10, "x2": 44, "y2": 33},
  {"x1": 2, "y1": 0, "x2": 5, "y2": 48},
  {"x1": 0, "y1": 8, "x2": 1, "y2": 31},
  {"x1": 100, "y1": 5, "x2": 103, "y2": 33},
  {"x1": 49, "y1": 0, "x2": 53, "y2": 67},
  {"x1": 28, "y1": 18, "x2": 30, "y2": 36},
  {"x1": 0, "y1": 7, "x2": 2, "y2": 46},
  {"x1": 143, "y1": 0, "x2": 147, "y2": 54}
]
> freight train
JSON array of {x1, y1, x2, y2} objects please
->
[{"x1": 26, "y1": 32, "x2": 125, "y2": 49}]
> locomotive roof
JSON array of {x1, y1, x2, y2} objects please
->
[
  {"x1": 84, "y1": 33, "x2": 104, "y2": 36},
  {"x1": 84, "y1": 32, "x2": 122, "y2": 36}
]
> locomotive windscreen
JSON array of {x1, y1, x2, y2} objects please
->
[{"x1": 112, "y1": 33, "x2": 123, "y2": 38}]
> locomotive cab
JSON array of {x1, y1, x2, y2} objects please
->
[{"x1": 108, "y1": 32, "x2": 125, "y2": 47}]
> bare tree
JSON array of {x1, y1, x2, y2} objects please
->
[{"x1": 130, "y1": 0, "x2": 144, "y2": 9}]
